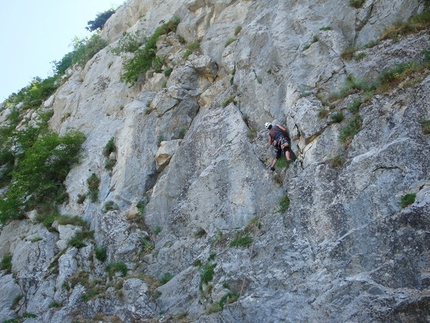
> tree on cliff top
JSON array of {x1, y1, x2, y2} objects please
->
[{"x1": 86, "y1": 9, "x2": 116, "y2": 32}]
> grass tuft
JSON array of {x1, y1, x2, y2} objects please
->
[
  {"x1": 327, "y1": 155, "x2": 345, "y2": 168},
  {"x1": 279, "y1": 195, "x2": 290, "y2": 213},
  {"x1": 349, "y1": 0, "x2": 365, "y2": 8},
  {"x1": 347, "y1": 99, "x2": 362, "y2": 114},
  {"x1": 379, "y1": 11, "x2": 430, "y2": 40},
  {"x1": 331, "y1": 112, "x2": 344, "y2": 123},
  {"x1": 87, "y1": 173, "x2": 100, "y2": 203},
  {"x1": 200, "y1": 263, "x2": 216, "y2": 290},
  {"x1": 229, "y1": 234, "x2": 253, "y2": 248},
  {"x1": 159, "y1": 273, "x2": 173, "y2": 285},
  {"x1": 419, "y1": 120, "x2": 430, "y2": 135},
  {"x1": 339, "y1": 115, "x2": 362, "y2": 143},
  {"x1": 95, "y1": 246, "x2": 107, "y2": 262},
  {"x1": 400, "y1": 193, "x2": 416, "y2": 208},
  {"x1": 105, "y1": 261, "x2": 128, "y2": 278},
  {"x1": 318, "y1": 108, "x2": 329, "y2": 119},
  {"x1": 103, "y1": 137, "x2": 116, "y2": 157},
  {"x1": 0, "y1": 252, "x2": 12, "y2": 273}
]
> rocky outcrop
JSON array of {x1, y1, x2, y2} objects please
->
[{"x1": 1, "y1": 0, "x2": 430, "y2": 322}]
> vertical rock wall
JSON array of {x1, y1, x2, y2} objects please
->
[{"x1": 1, "y1": 0, "x2": 429, "y2": 322}]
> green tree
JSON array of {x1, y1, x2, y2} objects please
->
[
  {"x1": 52, "y1": 51, "x2": 75, "y2": 75},
  {"x1": 71, "y1": 34, "x2": 108, "y2": 66},
  {"x1": 86, "y1": 9, "x2": 116, "y2": 32}
]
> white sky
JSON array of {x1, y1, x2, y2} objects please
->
[{"x1": 0, "y1": 0, "x2": 119, "y2": 102}]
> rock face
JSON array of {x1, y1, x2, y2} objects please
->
[{"x1": 1, "y1": 0, "x2": 430, "y2": 322}]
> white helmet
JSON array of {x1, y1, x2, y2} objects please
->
[{"x1": 265, "y1": 122, "x2": 272, "y2": 129}]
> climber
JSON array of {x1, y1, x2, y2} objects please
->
[{"x1": 265, "y1": 122, "x2": 293, "y2": 171}]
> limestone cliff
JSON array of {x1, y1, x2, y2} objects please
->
[{"x1": 1, "y1": 0, "x2": 430, "y2": 322}]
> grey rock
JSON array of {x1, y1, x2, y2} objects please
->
[
  {"x1": 1, "y1": 0, "x2": 429, "y2": 322},
  {"x1": 0, "y1": 274, "x2": 21, "y2": 322},
  {"x1": 155, "y1": 140, "x2": 182, "y2": 170}
]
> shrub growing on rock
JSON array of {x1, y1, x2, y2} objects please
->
[
  {"x1": 400, "y1": 193, "x2": 416, "y2": 208},
  {"x1": 0, "y1": 131, "x2": 85, "y2": 224}
]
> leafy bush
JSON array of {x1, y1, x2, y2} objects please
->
[
  {"x1": 0, "y1": 131, "x2": 85, "y2": 224},
  {"x1": 73, "y1": 34, "x2": 109, "y2": 66},
  {"x1": 86, "y1": 9, "x2": 116, "y2": 32},
  {"x1": 164, "y1": 67, "x2": 173, "y2": 77},
  {"x1": 6, "y1": 77, "x2": 59, "y2": 111},
  {"x1": 117, "y1": 17, "x2": 180, "y2": 85},
  {"x1": 400, "y1": 193, "x2": 416, "y2": 208},
  {"x1": 53, "y1": 34, "x2": 108, "y2": 75},
  {"x1": 103, "y1": 137, "x2": 116, "y2": 157},
  {"x1": 34, "y1": 205, "x2": 60, "y2": 228},
  {"x1": 110, "y1": 31, "x2": 144, "y2": 56},
  {"x1": 178, "y1": 128, "x2": 186, "y2": 139},
  {"x1": 53, "y1": 51, "x2": 75, "y2": 76}
]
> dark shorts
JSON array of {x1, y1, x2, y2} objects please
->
[{"x1": 274, "y1": 137, "x2": 291, "y2": 159}]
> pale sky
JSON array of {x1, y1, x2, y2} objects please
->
[{"x1": 0, "y1": 0, "x2": 120, "y2": 102}]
